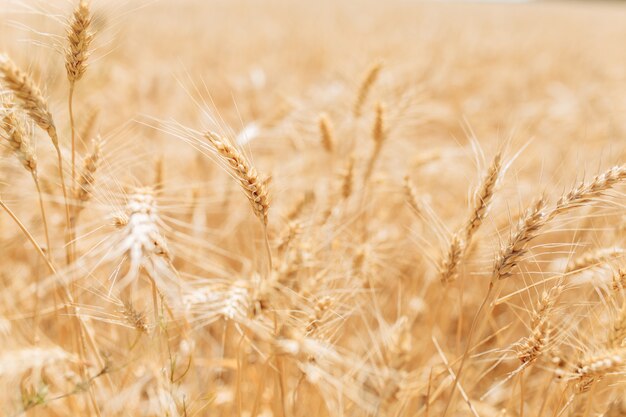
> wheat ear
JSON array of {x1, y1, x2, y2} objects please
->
[
  {"x1": 0, "y1": 103, "x2": 51, "y2": 258},
  {"x1": 463, "y1": 153, "x2": 502, "y2": 243},
  {"x1": 517, "y1": 279, "x2": 563, "y2": 364},
  {"x1": 403, "y1": 175, "x2": 422, "y2": 216},
  {"x1": 205, "y1": 132, "x2": 269, "y2": 225},
  {"x1": 0, "y1": 54, "x2": 72, "y2": 263},
  {"x1": 495, "y1": 164, "x2": 626, "y2": 281},
  {"x1": 72, "y1": 136, "x2": 101, "y2": 225},
  {"x1": 318, "y1": 113, "x2": 334, "y2": 153},
  {"x1": 65, "y1": 0, "x2": 94, "y2": 184},
  {"x1": 439, "y1": 233, "x2": 464, "y2": 285},
  {"x1": 565, "y1": 247, "x2": 625, "y2": 274},
  {"x1": 613, "y1": 268, "x2": 626, "y2": 292},
  {"x1": 609, "y1": 302, "x2": 626, "y2": 348},
  {"x1": 353, "y1": 62, "x2": 382, "y2": 117},
  {"x1": 205, "y1": 131, "x2": 272, "y2": 270},
  {"x1": 573, "y1": 348, "x2": 626, "y2": 392},
  {"x1": 440, "y1": 153, "x2": 503, "y2": 284},
  {"x1": 364, "y1": 102, "x2": 386, "y2": 181},
  {"x1": 341, "y1": 156, "x2": 355, "y2": 200},
  {"x1": 493, "y1": 197, "x2": 547, "y2": 282}
]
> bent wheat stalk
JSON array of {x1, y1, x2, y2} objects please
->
[{"x1": 204, "y1": 131, "x2": 272, "y2": 272}]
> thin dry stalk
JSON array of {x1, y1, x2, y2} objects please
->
[
  {"x1": 80, "y1": 107, "x2": 99, "y2": 143},
  {"x1": 154, "y1": 156, "x2": 164, "y2": 194}
]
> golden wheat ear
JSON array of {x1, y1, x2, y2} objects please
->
[
  {"x1": 72, "y1": 136, "x2": 101, "y2": 223},
  {"x1": 354, "y1": 62, "x2": 382, "y2": 117},
  {"x1": 204, "y1": 131, "x2": 270, "y2": 226},
  {"x1": 65, "y1": 0, "x2": 94, "y2": 84},
  {"x1": 318, "y1": 113, "x2": 335, "y2": 153},
  {"x1": 0, "y1": 54, "x2": 58, "y2": 146}
]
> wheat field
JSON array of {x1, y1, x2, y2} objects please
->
[{"x1": 1, "y1": 0, "x2": 626, "y2": 416}]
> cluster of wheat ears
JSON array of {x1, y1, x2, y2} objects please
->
[{"x1": 1, "y1": 0, "x2": 626, "y2": 416}]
